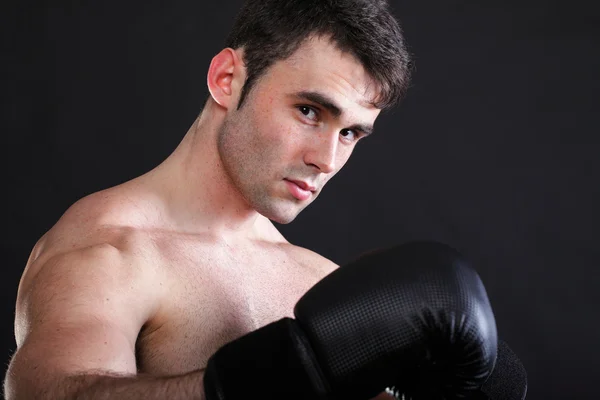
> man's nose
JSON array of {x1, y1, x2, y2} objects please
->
[{"x1": 303, "y1": 130, "x2": 339, "y2": 174}]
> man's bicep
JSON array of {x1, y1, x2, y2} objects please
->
[{"x1": 11, "y1": 244, "x2": 153, "y2": 379}]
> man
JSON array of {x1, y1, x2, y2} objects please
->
[{"x1": 4, "y1": 0, "x2": 413, "y2": 398}]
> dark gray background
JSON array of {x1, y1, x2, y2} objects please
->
[{"x1": 2, "y1": 0, "x2": 598, "y2": 398}]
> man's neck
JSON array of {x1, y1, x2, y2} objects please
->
[{"x1": 136, "y1": 105, "x2": 273, "y2": 241}]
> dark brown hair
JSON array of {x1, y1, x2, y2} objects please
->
[{"x1": 224, "y1": 0, "x2": 413, "y2": 111}]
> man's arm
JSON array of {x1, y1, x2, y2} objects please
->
[
  {"x1": 7, "y1": 368, "x2": 205, "y2": 400},
  {"x1": 4, "y1": 243, "x2": 206, "y2": 400}
]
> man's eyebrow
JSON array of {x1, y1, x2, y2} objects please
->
[
  {"x1": 295, "y1": 91, "x2": 342, "y2": 117},
  {"x1": 293, "y1": 90, "x2": 375, "y2": 136}
]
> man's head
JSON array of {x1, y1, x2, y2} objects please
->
[{"x1": 204, "y1": 0, "x2": 412, "y2": 225}]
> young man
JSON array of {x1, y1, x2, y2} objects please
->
[{"x1": 4, "y1": 0, "x2": 412, "y2": 398}]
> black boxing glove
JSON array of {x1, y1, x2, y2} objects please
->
[{"x1": 203, "y1": 241, "x2": 498, "y2": 400}]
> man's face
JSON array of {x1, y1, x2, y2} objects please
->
[{"x1": 217, "y1": 36, "x2": 381, "y2": 224}]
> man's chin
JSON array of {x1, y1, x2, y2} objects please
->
[
  {"x1": 252, "y1": 193, "x2": 316, "y2": 224},
  {"x1": 265, "y1": 209, "x2": 300, "y2": 225},
  {"x1": 258, "y1": 204, "x2": 303, "y2": 225}
]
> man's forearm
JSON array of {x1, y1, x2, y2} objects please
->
[
  {"x1": 72, "y1": 370, "x2": 205, "y2": 400},
  {"x1": 10, "y1": 369, "x2": 206, "y2": 400}
]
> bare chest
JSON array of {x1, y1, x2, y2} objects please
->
[{"x1": 135, "y1": 240, "x2": 331, "y2": 375}]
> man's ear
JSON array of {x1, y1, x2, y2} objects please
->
[{"x1": 207, "y1": 48, "x2": 244, "y2": 109}]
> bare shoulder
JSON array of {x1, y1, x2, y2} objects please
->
[
  {"x1": 30, "y1": 185, "x2": 157, "y2": 260},
  {"x1": 18, "y1": 185, "x2": 163, "y2": 305},
  {"x1": 284, "y1": 243, "x2": 340, "y2": 276},
  {"x1": 261, "y1": 221, "x2": 339, "y2": 276},
  {"x1": 14, "y1": 186, "x2": 168, "y2": 348}
]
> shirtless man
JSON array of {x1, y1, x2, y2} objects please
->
[{"x1": 4, "y1": 0, "x2": 415, "y2": 398}]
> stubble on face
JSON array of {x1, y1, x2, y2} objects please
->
[{"x1": 216, "y1": 98, "x2": 312, "y2": 225}]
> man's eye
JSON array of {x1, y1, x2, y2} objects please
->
[
  {"x1": 298, "y1": 106, "x2": 318, "y2": 121},
  {"x1": 341, "y1": 129, "x2": 358, "y2": 141}
]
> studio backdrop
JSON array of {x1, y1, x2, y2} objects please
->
[{"x1": 2, "y1": 1, "x2": 599, "y2": 399}]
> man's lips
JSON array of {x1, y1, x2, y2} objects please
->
[
  {"x1": 284, "y1": 179, "x2": 316, "y2": 201},
  {"x1": 285, "y1": 179, "x2": 316, "y2": 192}
]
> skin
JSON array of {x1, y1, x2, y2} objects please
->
[{"x1": 4, "y1": 35, "x2": 393, "y2": 399}]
